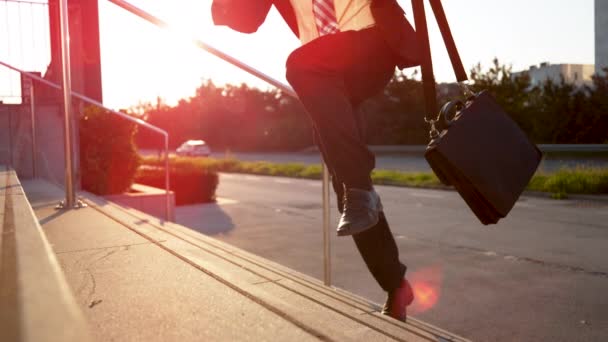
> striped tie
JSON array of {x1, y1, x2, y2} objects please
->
[{"x1": 312, "y1": 0, "x2": 339, "y2": 36}]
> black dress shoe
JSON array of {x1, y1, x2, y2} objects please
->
[
  {"x1": 381, "y1": 278, "x2": 414, "y2": 322},
  {"x1": 336, "y1": 186, "x2": 382, "y2": 236}
]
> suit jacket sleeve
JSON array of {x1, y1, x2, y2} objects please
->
[{"x1": 211, "y1": 0, "x2": 274, "y2": 33}]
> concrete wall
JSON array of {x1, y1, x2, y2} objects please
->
[
  {"x1": 34, "y1": 104, "x2": 73, "y2": 186},
  {"x1": 0, "y1": 106, "x2": 11, "y2": 165},
  {"x1": 596, "y1": 0, "x2": 608, "y2": 75},
  {"x1": 104, "y1": 183, "x2": 176, "y2": 222},
  {"x1": 0, "y1": 105, "x2": 34, "y2": 178},
  {"x1": 0, "y1": 102, "x2": 77, "y2": 187}
]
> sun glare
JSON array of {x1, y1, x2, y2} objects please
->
[
  {"x1": 408, "y1": 266, "x2": 443, "y2": 314},
  {"x1": 100, "y1": 0, "x2": 291, "y2": 109}
]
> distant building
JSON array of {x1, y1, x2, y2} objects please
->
[
  {"x1": 597, "y1": 0, "x2": 608, "y2": 75},
  {"x1": 512, "y1": 62, "x2": 595, "y2": 88},
  {"x1": 511, "y1": 0, "x2": 606, "y2": 85}
]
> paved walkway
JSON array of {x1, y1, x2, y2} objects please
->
[{"x1": 22, "y1": 179, "x2": 468, "y2": 342}]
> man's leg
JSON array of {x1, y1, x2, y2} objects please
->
[
  {"x1": 285, "y1": 28, "x2": 394, "y2": 190},
  {"x1": 285, "y1": 27, "x2": 407, "y2": 293},
  {"x1": 332, "y1": 174, "x2": 406, "y2": 291},
  {"x1": 286, "y1": 27, "x2": 394, "y2": 236},
  {"x1": 353, "y1": 214, "x2": 407, "y2": 291},
  {"x1": 331, "y1": 110, "x2": 406, "y2": 293}
]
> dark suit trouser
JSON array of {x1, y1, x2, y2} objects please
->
[{"x1": 285, "y1": 26, "x2": 406, "y2": 292}]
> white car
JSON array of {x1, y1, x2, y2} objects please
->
[{"x1": 175, "y1": 140, "x2": 211, "y2": 157}]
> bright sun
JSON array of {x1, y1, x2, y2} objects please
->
[{"x1": 99, "y1": 1, "x2": 298, "y2": 108}]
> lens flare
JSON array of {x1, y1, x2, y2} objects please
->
[
  {"x1": 408, "y1": 266, "x2": 443, "y2": 314},
  {"x1": 412, "y1": 281, "x2": 439, "y2": 312}
]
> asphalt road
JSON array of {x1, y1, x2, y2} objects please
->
[{"x1": 175, "y1": 173, "x2": 608, "y2": 342}]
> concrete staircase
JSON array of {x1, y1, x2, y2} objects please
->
[{"x1": 2, "y1": 166, "x2": 470, "y2": 341}]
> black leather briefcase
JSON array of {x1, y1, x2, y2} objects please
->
[
  {"x1": 413, "y1": 0, "x2": 542, "y2": 225},
  {"x1": 424, "y1": 91, "x2": 542, "y2": 224}
]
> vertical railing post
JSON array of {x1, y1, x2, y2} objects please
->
[
  {"x1": 164, "y1": 133, "x2": 171, "y2": 221},
  {"x1": 30, "y1": 84, "x2": 37, "y2": 178},
  {"x1": 59, "y1": 0, "x2": 75, "y2": 207},
  {"x1": 8, "y1": 109, "x2": 13, "y2": 168},
  {"x1": 322, "y1": 163, "x2": 331, "y2": 286}
]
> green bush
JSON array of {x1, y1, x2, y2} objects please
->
[
  {"x1": 135, "y1": 166, "x2": 219, "y2": 205},
  {"x1": 80, "y1": 106, "x2": 140, "y2": 195}
]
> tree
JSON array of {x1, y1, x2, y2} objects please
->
[{"x1": 132, "y1": 61, "x2": 607, "y2": 150}]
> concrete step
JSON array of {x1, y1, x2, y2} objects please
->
[
  {"x1": 0, "y1": 167, "x2": 91, "y2": 342},
  {"x1": 82, "y1": 189, "x2": 470, "y2": 342}
]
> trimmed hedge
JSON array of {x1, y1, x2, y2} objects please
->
[
  {"x1": 142, "y1": 156, "x2": 323, "y2": 179},
  {"x1": 135, "y1": 165, "x2": 219, "y2": 205},
  {"x1": 80, "y1": 106, "x2": 140, "y2": 195}
]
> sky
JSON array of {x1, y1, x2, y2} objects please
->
[{"x1": 0, "y1": 0, "x2": 597, "y2": 109}]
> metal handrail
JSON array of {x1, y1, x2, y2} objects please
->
[
  {"x1": 2, "y1": 0, "x2": 48, "y2": 4},
  {"x1": 107, "y1": 0, "x2": 332, "y2": 285},
  {"x1": 0, "y1": 60, "x2": 173, "y2": 222}
]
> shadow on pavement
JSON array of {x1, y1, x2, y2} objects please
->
[{"x1": 174, "y1": 202, "x2": 235, "y2": 235}]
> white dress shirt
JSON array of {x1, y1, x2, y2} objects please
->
[{"x1": 289, "y1": 0, "x2": 376, "y2": 45}]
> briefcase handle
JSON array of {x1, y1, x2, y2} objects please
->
[
  {"x1": 426, "y1": 99, "x2": 462, "y2": 138},
  {"x1": 428, "y1": 83, "x2": 487, "y2": 138}
]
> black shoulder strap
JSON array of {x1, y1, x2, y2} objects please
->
[
  {"x1": 411, "y1": 0, "x2": 467, "y2": 120},
  {"x1": 412, "y1": 0, "x2": 438, "y2": 118},
  {"x1": 429, "y1": 0, "x2": 467, "y2": 82}
]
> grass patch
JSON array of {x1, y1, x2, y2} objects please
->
[
  {"x1": 526, "y1": 167, "x2": 608, "y2": 199},
  {"x1": 371, "y1": 170, "x2": 443, "y2": 188},
  {"x1": 140, "y1": 156, "x2": 608, "y2": 198}
]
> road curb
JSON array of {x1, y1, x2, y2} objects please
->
[{"x1": 521, "y1": 190, "x2": 608, "y2": 202}]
